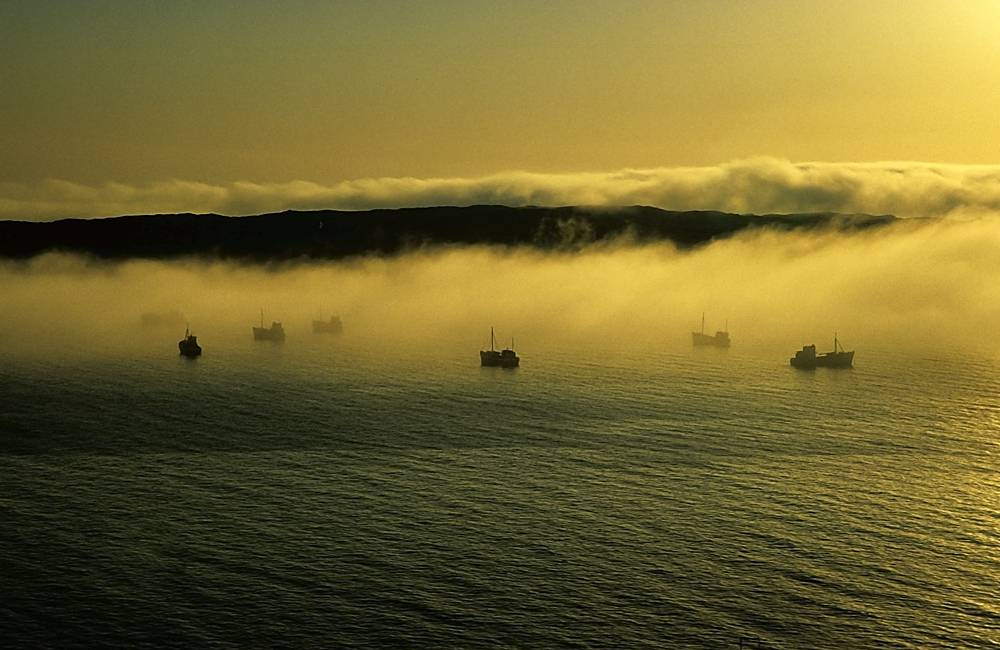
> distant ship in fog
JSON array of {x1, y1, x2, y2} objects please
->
[
  {"x1": 790, "y1": 334, "x2": 853, "y2": 369},
  {"x1": 480, "y1": 328, "x2": 519, "y2": 368},
  {"x1": 692, "y1": 313, "x2": 730, "y2": 348},
  {"x1": 178, "y1": 327, "x2": 202, "y2": 358},
  {"x1": 312, "y1": 313, "x2": 343, "y2": 334},
  {"x1": 253, "y1": 310, "x2": 285, "y2": 341}
]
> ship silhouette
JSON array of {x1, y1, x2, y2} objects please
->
[
  {"x1": 692, "y1": 313, "x2": 730, "y2": 348},
  {"x1": 312, "y1": 313, "x2": 343, "y2": 334},
  {"x1": 178, "y1": 327, "x2": 202, "y2": 358},
  {"x1": 253, "y1": 309, "x2": 285, "y2": 341},
  {"x1": 790, "y1": 334, "x2": 854, "y2": 369},
  {"x1": 480, "y1": 328, "x2": 519, "y2": 368}
]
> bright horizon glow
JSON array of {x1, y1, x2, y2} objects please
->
[{"x1": 2, "y1": 0, "x2": 1000, "y2": 197}]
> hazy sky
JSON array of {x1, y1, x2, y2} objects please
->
[{"x1": 2, "y1": 0, "x2": 1000, "y2": 217}]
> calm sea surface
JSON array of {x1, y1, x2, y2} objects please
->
[{"x1": 2, "y1": 328, "x2": 999, "y2": 649}]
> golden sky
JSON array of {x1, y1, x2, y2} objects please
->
[{"x1": 2, "y1": 0, "x2": 1000, "y2": 215}]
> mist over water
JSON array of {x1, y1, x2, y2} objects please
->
[
  {"x1": 2, "y1": 215, "x2": 1000, "y2": 358},
  {"x1": 2, "y1": 216, "x2": 1000, "y2": 649}
]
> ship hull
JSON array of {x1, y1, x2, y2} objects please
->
[
  {"x1": 312, "y1": 318, "x2": 343, "y2": 334},
  {"x1": 480, "y1": 350, "x2": 519, "y2": 368},
  {"x1": 178, "y1": 338, "x2": 201, "y2": 358},
  {"x1": 815, "y1": 350, "x2": 854, "y2": 368},
  {"x1": 692, "y1": 332, "x2": 730, "y2": 348},
  {"x1": 790, "y1": 349, "x2": 853, "y2": 370},
  {"x1": 253, "y1": 326, "x2": 285, "y2": 341}
]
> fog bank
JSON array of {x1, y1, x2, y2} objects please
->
[
  {"x1": 2, "y1": 216, "x2": 999, "y2": 362},
  {"x1": 5, "y1": 159, "x2": 1000, "y2": 222}
]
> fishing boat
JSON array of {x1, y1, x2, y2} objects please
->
[
  {"x1": 178, "y1": 327, "x2": 202, "y2": 357},
  {"x1": 790, "y1": 334, "x2": 854, "y2": 369},
  {"x1": 480, "y1": 328, "x2": 519, "y2": 368},
  {"x1": 253, "y1": 309, "x2": 286, "y2": 341},
  {"x1": 312, "y1": 313, "x2": 343, "y2": 334},
  {"x1": 692, "y1": 313, "x2": 730, "y2": 348}
]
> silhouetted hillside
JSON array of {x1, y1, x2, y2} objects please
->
[{"x1": 0, "y1": 205, "x2": 896, "y2": 261}]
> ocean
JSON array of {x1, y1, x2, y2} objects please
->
[{"x1": 2, "y1": 320, "x2": 999, "y2": 649}]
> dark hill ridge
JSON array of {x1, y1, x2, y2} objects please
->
[{"x1": 0, "y1": 205, "x2": 895, "y2": 261}]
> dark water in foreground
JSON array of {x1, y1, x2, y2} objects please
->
[{"x1": 2, "y1": 332, "x2": 999, "y2": 649}]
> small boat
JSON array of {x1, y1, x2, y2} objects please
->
[
  {"x1": 790, "y1": 334, "x2": 854, "y2": 369},
  {"x1": 692, "y1": 313, "x2": 730, "y2": 348},
  {"x1": 253, "y1": 309, "x2": 285, "y2": 341},
  {"x1": 480, "y1": 327, "x2": 519, "y2": 368},
  {"x1": 312, "y1": 313, "x2": 343, "y2": 334},
  {"x1": 178, "y1": 327, "x2": 202, "y2": 357}
]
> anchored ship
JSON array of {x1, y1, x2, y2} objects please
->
[
  {"x1": 692, "y1": 313, "x2": 730, "y2": 348},
  {"x1": 178, "y1": 327, "x2": 202, "y2": 357},
  {"x1": 790, "y1": 334, "x2": 854, "y2": 369},
  {"x1": 253, "y1": 309, "x2": 285, "y2": 341},
  {"x1": 480, "y1": 328, "x2": 519, "y2": 368},
  {"x1": 312, "y1": 313, "x2": 343, "y2": 334}
]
